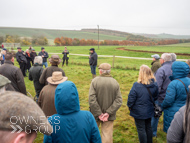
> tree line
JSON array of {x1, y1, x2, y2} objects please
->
[
  {"x1": 54, "y1": 37, "x2": 190, "y2": 46},
  {"x1": 0, "y1": 35, "x2": 48, "y2": 46}
]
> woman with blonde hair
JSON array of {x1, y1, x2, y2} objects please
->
[{"x1": 127, "y1": 65, "x2": 158, "y2": 143}]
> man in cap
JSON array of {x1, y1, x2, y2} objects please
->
[
  {"x1": 0, "y1": 91, "x2": 53, "y2": 143},
  {"x1": 151, "y1": 54, "x2": 161, "y2": 74},
  {"x1": 0, "y1": 75, "x2": 15, "y2": 93},
  {"x1": 38, "y1": 47, "x2": 49, "y2": 68},
  {"x1": 62, "y1": 46, "x2": 69, "y2": 66},
  {"x1": 0, "y1": 52, "x2": 26, "y2": 94},
  {"x1": 38, "y1": 71, "x2": 68, "y2": 116},
  {"x1": 89, "y1": 48, "x2": 98, "y2": 78},
  {"x1": 16, "y1": 47, "x2": 27, "y2": 76},
  {"x1": 30, "y1": 49, "x2": 37, "y2": 65},
  {"x1": 89, "y1": 63, "x2": 122, "y2": 143},
  {"x1": 39, "y1": 55, "x2": 66, "y2": 85}
]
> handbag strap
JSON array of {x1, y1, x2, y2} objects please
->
[
  {"x1": 176, "y1": 79, "x2": 188, "y2": 95},
  {"x1": 146, "y1": 87, "x2": 156, "y2": 107}
]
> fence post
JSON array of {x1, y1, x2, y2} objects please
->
[{"x1": 112, "y1": 55, "x2": 115, "y2": 68}]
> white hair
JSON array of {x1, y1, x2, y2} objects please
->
[
  {"x1": 161, "y1": 53, "x2": 172, "y2": 62},
  {"x1": 34, "y1": 56, "x2": 43, "y2": 65},
  {"x1": 170, "y1": 53, "x2": 177, "y2": 61},
  {"x1": 100, "y1": 69, "x2": 111, "y2": 74},
  {"x1": 26, "y1": 49, "x2": 29, "y2": 52},
  {"x1": 0, "y1": 87, "x2": 5, "y2": 93}
]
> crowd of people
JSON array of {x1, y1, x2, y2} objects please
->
[{"x1": 0, "y1": 46, "x2": 190, "y2": 143}]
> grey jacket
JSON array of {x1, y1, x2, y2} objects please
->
[
  {"x1": 167, "y1": 106, "x2": 185, "y2": 143},
  {"x1": 155, "y1": 61, "x2": 172, "y2": 103}
]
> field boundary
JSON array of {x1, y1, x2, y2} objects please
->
[{"x1": 117, "y1": 47, "x2": 190, "y2": 56}]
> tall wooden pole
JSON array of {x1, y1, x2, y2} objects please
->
[{"x1": 97, "y1": 25, "x2": 99, "y2": 50}]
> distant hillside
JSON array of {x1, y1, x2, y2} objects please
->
[
  {"x1": 0, "y1": 27, "x2": 126, "y2": 41},
  {"x1": 135, "y1": 33, "x2": 190, "y2": 39}
]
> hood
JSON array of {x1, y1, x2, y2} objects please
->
[
  {"x1": 54, "y1": 81, "x2": 80, "y2": 115},
  {"x1": 169, "y1": 61, "x2": 190, "y2": 81},
  {"x1": 143, "y1": 78, "x2": 157, "y2": 88}
]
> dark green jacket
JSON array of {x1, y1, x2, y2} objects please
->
[
  {"x1": 29, "y1": 64, "x2": 44, "y2": 95},
  {"x1": 151, "y1": 60, "x2": 161, "y2": 73},
  {"x1": 89, "y1": 74, "x2": 122, "y2": 121}
]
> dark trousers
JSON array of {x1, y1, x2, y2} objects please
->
[
  {"x1": 90, "y1": 65, "x2": 96, "y2": 75},
  {"x1": 135, "y1": 118, "x2": 152, "y2": 143},
  {"x1": 62, "y1": 58, "x2": 68, "y2": 66},
  {"x1": 20, "y1": 62, "x2": 26, "y2": 76}
]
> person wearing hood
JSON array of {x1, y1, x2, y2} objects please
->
[
  {"x1": 38, "y1": 71, "x2": 67, "y2": 117},
  {"x1": 43, "y1": 81, "x2": 101, "y2": 143},
  {"x1": 127, "y1": 65, "x2": 158, "y2": 143},
  {"x1": 39, "y1": 55, "x2": 66, "y2": 85},
  {"x1": 151, "y1": 53, "x2": 172, "y2": 137},
  {"x1": 186, "y1": 59, "x2": 190, "y2": 78},
  {"x1": 151, "y1": 54, "x2": 161, "y2": 74},
  {"x1": 161, "y1": 61, "x2": 190, "y2": 133},
  {"x1": 29, "y1": 56, "x2": 44, "y2": 101}
]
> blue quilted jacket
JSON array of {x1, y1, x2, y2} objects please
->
[{"x1": 162, "y1": 61, "x2": 190, "y2": 133}]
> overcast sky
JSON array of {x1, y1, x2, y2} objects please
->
[{"x1": 0, "y1": 0, "x2": 190, "y2": 35}]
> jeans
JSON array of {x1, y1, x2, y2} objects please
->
[
  {"x1": 90, "y1": 65, "x2": 96, "y2": 75},
  {"x1": 135, "y1": 118, "x2": 152, "y2": 143},
  {"x1": 42, "y1": 62, "x2": 48, "y2": 68},
  {"x1": 151, "y1": 100, "x2": 162, "y2": 137}
]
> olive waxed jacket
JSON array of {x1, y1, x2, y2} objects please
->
[{"x1": 89, "y1": 74, "x2": 122, "y2": 121}]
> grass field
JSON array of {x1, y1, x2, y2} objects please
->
[
  {"x1": 0, "y1": 27, "x2": 126, "y2": 41},
  {"x1": 14, "y1": 44, "x2": 189, "y2": 143}
]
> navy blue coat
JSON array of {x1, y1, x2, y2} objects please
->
[
  {"x1": 155, "y1": 61, "x2": 172, "y2": 103},
  {"x1": 162, "y1": 61, "x2": 190, "y2": 133},
  {"x1": 127, "y1": 79, "x2": 158, "y2": 119},
  {"x1": 43, "y1": 81, "x2": 101, "y2": 143}
]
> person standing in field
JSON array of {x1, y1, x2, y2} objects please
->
[
  {"x1": 151, "y1": 53, "x2": 173, "y2": 137},
  {"x1": 16, "y1": 47, "x2": 27, "y2": 76},
  {"x1": 161, "y1": 61, "x2": 190, "y2": 133},
  {"x1": 62, "y1": 46, "x2": 69, "y2": 66},
  {"x1": 127, "y1": 65, "x2": 158, "y2": 143},
  {"x1": 89, "y1": 48, "x2": 98, "y2": 78},
  {"x1": 0, "y1": 49, "x2": 6, "y2": 65},
  {"x1": 29, "y1": 56, "x2": 44, "y2": 102},
  {"x1": 39, "y1": 55, "x2": 66, "y2": 85},
  {"x1": 25, "y1": 49, "x2": 31, "y2": 72},
  {"x1": 186, "y1": 59, "x2": 190, "y2": 78},
  {"x1": 151, "y1": 54, "x2": 161, "y2": 74},
  {"x1": 167, "y1": 92, "x2": 190, "y2": 143},
  {"x1": 43, "y1": 81, "x2": 101, "y2": 143},
  {"x1": 30, "y1": 49, "x2": 37, "y2": 65},
  {"x1": 0, "y1": 52, "x2": 26, "y2": 94},
  {"x1": 89, "y1": 63, "x2": 122, "y2": 143},
  {"x1": 38, "y1": 47, "x2": 49, "y2": 68},
  {"x1": 38, "y1": 71, "x2": 67, "y2": 116}
]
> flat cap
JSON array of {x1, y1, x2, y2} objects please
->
[
  {"x1": 89, "y1": 48, "x2": 95, "y2": 51},
  {"x1": 17, "y1": 47, "x2": 21, "y2": 49},
  {"x1": 48, "y1": 55, "x2": 61, "y2": 64},
  {"x1": 0, "y1": 91, "x2": 53, "y2": 135},
  {"x1": 0, "y1": 75, "x2": 11, "y2": 88},
  {"x1": 41, "y1": 47, "x2": 45, "y2": 50},
  {"x1": 98, "y1": 63, "x2": 111, "y2": 70},
  {"x1": 151, "y1": 54, "x2": 160, "y2": 60}
]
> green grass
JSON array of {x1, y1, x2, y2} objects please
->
[{"x1": 13, "y1": 44, "x2": 189, "y2": 142}]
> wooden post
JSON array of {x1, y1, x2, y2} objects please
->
[{"x1": 112, "y1": 55, "x2": 115, "y2": 68}]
